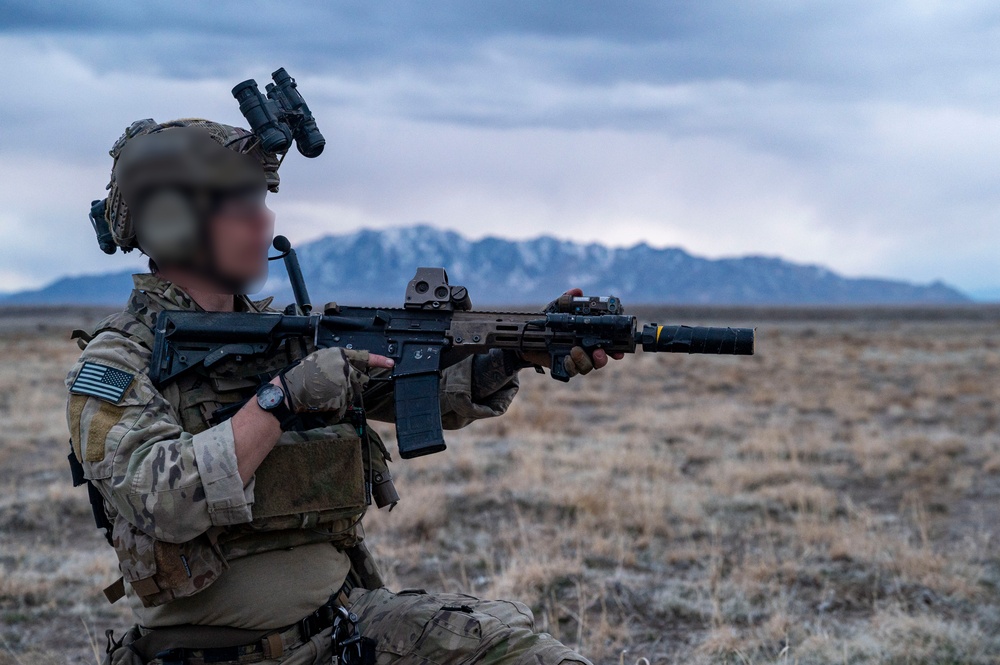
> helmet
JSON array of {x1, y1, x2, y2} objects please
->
[{"x1": 98, "y1": 118, "x2": 281, "y2": 258}]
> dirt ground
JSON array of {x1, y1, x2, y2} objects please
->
[{"x1": 1, "y1": 305, "x2": 999, "y2": 664}]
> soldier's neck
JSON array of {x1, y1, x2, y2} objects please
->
[{"x1": 155, "y1": 267, "x2": 236, "y2": 313}]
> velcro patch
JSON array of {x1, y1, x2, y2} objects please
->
[
  {"x1": 87, "y1": 401, "x2": 124, "y2": 462},
  {"x1": 68, "y1": 394, "x2": 87, "y2": 460},
  {"x1": 70, "y1": 362, "x2": 134, "y2": 403}
]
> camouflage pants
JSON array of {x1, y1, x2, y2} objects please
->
[
  {"x1": 349, "y1": 587, "x2": 592, "y2": 665},
  {"x1": 118, "y1": 588, "x2": 591, "y2": 665}
]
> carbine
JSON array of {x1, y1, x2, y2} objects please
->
[{"x1": 150, "y1": 236, "x2": 755, "y2": 459}]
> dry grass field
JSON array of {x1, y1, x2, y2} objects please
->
[{"x1": 2, "y1": 305, "x2": 1000, "y2": 664}]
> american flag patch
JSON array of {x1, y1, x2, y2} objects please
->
[{"x1": 70, "y1": 362, "x2": 134, "y2": 403}]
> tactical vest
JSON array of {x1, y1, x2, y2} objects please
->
[{"x1": 72, "y1": 291, "x2": 395, "y2": 607}]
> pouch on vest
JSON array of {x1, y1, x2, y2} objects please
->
[
  {"x1": 250, "y1": 425, "x2": 366, "y2": 525},
  {"x1": 112, "y1": 518, "x2": 227, "y2": 608}
]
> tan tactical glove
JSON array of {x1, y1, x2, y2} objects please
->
[
  {"x1": 561, "y1": 346, "x2": 596, "y2": 377},
  {"x1": 281, "y1": 347, "x2": 371, "y2": 416},
  {"x1": 517, "y1": 340, "x2": 598, "y2": 377},
  {"x1": 519, "y1": 293, "x2": 603, "y2": 377}
]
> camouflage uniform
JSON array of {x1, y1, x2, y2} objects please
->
[{"x1": 68, "y1": 274, "x2": 591, "y2": 665}]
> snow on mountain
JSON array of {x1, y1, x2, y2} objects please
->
[{"x1": 0, "y1": 225, "x2": 970, "y2": 307}]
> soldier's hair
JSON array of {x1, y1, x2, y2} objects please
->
[{"x1": 148, "y1": 258, "x2": 159, "y2": 274}]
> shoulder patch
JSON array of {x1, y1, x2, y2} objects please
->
[{"x1": 70, "y1": 362, "x2": 134, "y2": 403}]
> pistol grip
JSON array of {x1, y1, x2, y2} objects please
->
[{"x1": 393, "y1": 374, "x2": 447, "y2": 458}]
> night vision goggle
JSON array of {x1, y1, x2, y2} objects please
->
[{"x1": 232, "y1": 67, "x2": 326, "y2": 158}]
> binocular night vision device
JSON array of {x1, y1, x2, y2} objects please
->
[{"x1": 232, "y1": 67, "x2": 326, "y2": 158}]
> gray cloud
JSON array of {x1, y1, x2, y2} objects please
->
[{"x1": 1, "y1": 2, "x2": 999, "y2": 295}]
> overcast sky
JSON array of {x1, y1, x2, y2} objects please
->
[{"x1": 2, "y1": 1, "x2": 1000, "y2": 297}]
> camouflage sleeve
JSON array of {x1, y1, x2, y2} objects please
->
[
  {"x1": 440, "y1": 352, "x2": 520, "y2": 429},
  {"x1": 66, "y1": 332, "x2": 254, "y2": 544},
  {"x1": 363, "y1": 352, "x2": 519, "y2": 429}
]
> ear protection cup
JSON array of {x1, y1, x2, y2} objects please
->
[{"x1": 134, "y1": 190, "x2": 202, "y2": 265}]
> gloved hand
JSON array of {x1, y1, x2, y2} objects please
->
[
  {"x1": 518, "y1": 345, "x2": 601, "y2": 377},
  {"x1": 281, "y1": 348, "x2": 389, "y2": 416},
  {"x1": 518, "y1": 288, "x2": 624, "y2": 377}
]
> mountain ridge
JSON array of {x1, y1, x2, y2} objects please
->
[{"x1": 0, "y1": 225, "x2": 969, "y2": 306}]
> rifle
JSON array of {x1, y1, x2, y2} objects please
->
[{"x1": 150, "y1": 236, "x2": 755, "y2": 459}]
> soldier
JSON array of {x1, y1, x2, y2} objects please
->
[{"x1": 67, "y1": 118, "x2": 620, "y2": 665}]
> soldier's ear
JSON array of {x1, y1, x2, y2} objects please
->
[{"x1": 134, "y1": 190, "x2": 200, "y2": 265}]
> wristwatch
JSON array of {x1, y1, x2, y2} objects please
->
[{"x1": 256, "y1": 383, "x2": 297, "y2": 431}]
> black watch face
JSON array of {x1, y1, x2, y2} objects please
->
[{"x1": 257, "y1": 384, "x2": 285, "y2": 410}]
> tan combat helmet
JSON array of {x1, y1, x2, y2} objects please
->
[
  {"x1": 93, "y1": 118, "x2": 281, "y2": 262},
  {"x1": 90, "y1": 68, "x2": 324, "y2": 262}
]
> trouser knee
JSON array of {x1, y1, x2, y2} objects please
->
[{"x1": 348, "y1": 588, "x2": 593, "y2": 665}]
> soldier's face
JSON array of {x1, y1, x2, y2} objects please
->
[{"x1": 209, "y1": 192, "x2": 275, "y2": 286}]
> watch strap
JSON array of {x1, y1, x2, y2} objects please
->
[{"x1": 258, "y1": 382, "x2": 299, "y2": 432}]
